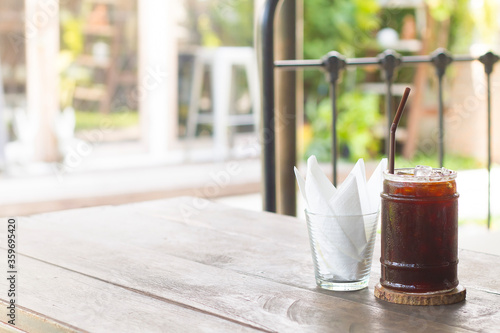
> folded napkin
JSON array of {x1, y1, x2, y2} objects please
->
[{"x1": 295, "y1": 156, "x2": 387, "y2": 280}]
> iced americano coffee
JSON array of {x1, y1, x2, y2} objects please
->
[{"x1": 380, "y1": 166, "x2": 459, "y2": 293}]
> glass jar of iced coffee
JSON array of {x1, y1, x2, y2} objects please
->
[{"x1": 380, "y1": 166, "x2": 459, "y2": 293}]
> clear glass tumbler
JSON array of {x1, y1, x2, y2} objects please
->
[{"x1": 305, "y1": 210, "x2": 379, "y2": 291}]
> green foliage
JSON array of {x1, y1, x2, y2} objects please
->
[
  {"x1": 303, "y1": 0, "x2": 381, "y2": 109},
  {"x1": 337, "y1": 91, "x2": 381, "y2": 159},
  {"x1": 303, "y1": 99, "x2": 332, "y2": 162},
  {"x1": 60, "y1": 11, "x2": 84, "y2": 57},
  {"x1": 59, "y1": 10, "x2": 85, "y2": 108},
  {"x1": 198, "y1": 14, "x2": 223, "y2": 47},
  {"x1": 75, "y1": 111, "x2": 139, "y2": 131},
  {"x1": 395, "y1": 153, "x2": 482, "y2": 171},
  {"x1": 304, "y1": 91, "x2": 381, "y2": 162},
  {"x1": 470, "y1": 0, "x2": 499, "y2": 46},
  {"x1": 198, "y1": 0, "x2": 254, "y2": 47},
  {"x1": 427, "y1": 0, "x2": 474, "y2": 53},
  {"x1": 304, "y1": 0, "x2": 380, "y2": 59},
  {"x1": 426, "y1": 0, "x2": 455, "y2": 22}
]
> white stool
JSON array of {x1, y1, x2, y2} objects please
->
[{"x1": 186, "y1": 47, "x2": 260, "y2": 160}]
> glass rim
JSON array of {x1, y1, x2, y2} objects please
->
[
  {"x1": 304, "y1": 209, "x2": 379, "y2": 218},
  {"x1": 383, "y1": 167, "x2": 457, "y2": 182}
]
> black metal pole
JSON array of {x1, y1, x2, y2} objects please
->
[
  {"x1": 487, "y1": 71, "x2": 492, "y2": 229},
  {"x1": 385, "y1": 80, "x2": 393, "y2": 157},
  {"x1": 274, "y1": 54, "x2": 477, "y2": 70},
  {"x1": 479, "y1": 51, "x2": 499, "y2": 229},
  {"x1": 431, "y1": 49, "x2": 452, "y2": 168},
  {"x1": 323, "y1": 52, "x2": 345, "y2": 187},
  {"x1": 258, "y1": 0, "x2": 281, "y2": 212},
  {"x1": 378, "y1": 50, "x2": 401, "y2": 158},
  {"x1": 437, "y1": 74, "x2": 444, "y2": 167},
  {"x1": 330, "y1": 85, "x2": 338, "y2": 187}
]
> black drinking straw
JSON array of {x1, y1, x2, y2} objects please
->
[{"x1": 388, "y1": 87, "x2": 411, "y2": 174}]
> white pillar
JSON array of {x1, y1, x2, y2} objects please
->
[
  {"x1": 138, "y1": 0, "x2": 178, "y2": 157},
  {"x1": 25, "y1": 0, "x2": 60, "y2": 162}
]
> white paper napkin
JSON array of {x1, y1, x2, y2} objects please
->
[{"x1": 295, "y1": 156, "x2": 387, "y2": 280}]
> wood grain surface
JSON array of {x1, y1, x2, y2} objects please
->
[{"x1": 0, "y1": 197, "x2": 499, "y2": 332}]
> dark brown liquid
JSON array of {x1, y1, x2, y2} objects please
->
[{"x1": 380, "y1": 178, "x2": 459, "y2": 293}]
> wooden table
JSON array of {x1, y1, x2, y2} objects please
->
[{"x1": 1, "y1": 197, "x2": 499, "y2": 332}]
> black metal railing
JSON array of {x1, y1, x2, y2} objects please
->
[{"x1": 259, "y1": 0, "x2": 497, "y2": 227}]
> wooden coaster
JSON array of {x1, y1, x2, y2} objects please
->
[{"x1": 374, "y1": 283, "x2": 466, "y2": 306}]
